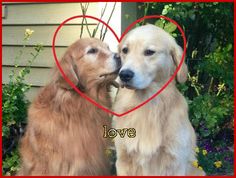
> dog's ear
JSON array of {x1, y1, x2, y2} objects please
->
[
  {"x1": 56, "y1": 53, "x2": 84, "y2": 91},
  {"x1": 171, "y1": 42, "x2": 188, "y2": 83}
]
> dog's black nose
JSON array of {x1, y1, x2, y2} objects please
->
[
  {"x1": 119, "y1": 70, "x2": 134, "y2": 82},
  {"x1": 114, "y1": 53, "x2": 121, "y2": 67}
]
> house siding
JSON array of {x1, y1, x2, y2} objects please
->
[
  {"x1": 2, "y1": 2, "x2": 99, "y2": 100},
  {"x1": 2, "y1": 2, "x2": 136, "y2": 101}
]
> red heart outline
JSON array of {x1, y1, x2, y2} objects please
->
[{"x1": 52, "y1": 15, "x2": 186, "y2": 117}]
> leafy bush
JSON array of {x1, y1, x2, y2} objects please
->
[
  {"x1": 2, "y1": 29, "x2": 43, "y2": 175},
  {"x1": 2, "y1": 149, "x2": 20, "y2": 176},
  {"x1": 136, "y1": 2, "x2": 234, "y2": 175},
  {"x1": 194, "y1": 140, "x2": 234, "y2": 175}
]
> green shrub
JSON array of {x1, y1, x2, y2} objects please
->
[
  {"x1": 2, "y1": 149, "x2": 21, "y2": 176},
  {"x1": 2, "y1": 29, "x2": 43, "y2": 175},
  {"x1": 195, "y1": 143, "x2": 234, "y2": 175}
]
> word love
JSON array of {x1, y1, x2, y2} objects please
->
[{"x1": 103, "y1": 125, "x2": 136, "y2": 138}]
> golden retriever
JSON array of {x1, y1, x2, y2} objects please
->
[
  {"x1": 113, "y1": 24, "x2": 205, "y2": 176},
  {"x1": 18, "y1": 38, "x2": 121, "y2": 175}
]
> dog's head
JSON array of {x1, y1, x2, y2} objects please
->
[
  {"x1": 118, "y1": 24, "x2": 188, "y2": 90},
  {"x1": 55, "y1": 38, "x2": 121, "y2": 91}
]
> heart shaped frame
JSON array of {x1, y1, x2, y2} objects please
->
[{"x1": 52, "y1": 15, "x2": 186, "y2": 117}]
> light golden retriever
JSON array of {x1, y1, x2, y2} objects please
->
[
  {"x1": 113, "y1": 24, "x2": 205, "y2": 176},
  {"x1": 18, "y1": 38, "x2": 121, "y2": 175}
]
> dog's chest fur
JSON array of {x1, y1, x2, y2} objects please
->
[
  {"x1": 113, "y1": 84, "x2": 194, "y2": 168},
  {"x1": 19, "y1": 85, "x2": 112, "y2": 175},
  {"x1": 113, "y1": 91, "x2": 166, "y2": 158}
]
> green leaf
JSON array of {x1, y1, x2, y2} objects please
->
[
  {"x1": 185, "y1": 3, "x2": 193, "y2": 7},
  {"x1": 164, "y1": 22, "x2": 177, "y2": 33},
  {"x1": 155, "y1": 20, "x2": 164, "y2": 28},
  {"x1": 226, "y1": 44, "x2": 232, "y2": 51},
  {"x1": 162, "y1": 9, "x2": 168, "y2": 15}
]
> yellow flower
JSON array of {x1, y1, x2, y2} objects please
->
[
  {"x1": 214, "y1": 161, "x2": 222, "y2": 168},
  {"x1": 195, "y1": 147, "x2": 200, "y2": 153},
  {"x1": 25, "y1": 28, "x2": 34, "y2": 35},
  {"x1": 198, "y1": 166, "x2": 203, "y2": 171},
  {"x1": 202, "y1": 149, "x2": 208, "y2": 155},
  {"x1": 192, "y1": 160, "x2": 198, "y2": 168},
  {"x1": 24, "y1": 28, "x2": 34, "y2": 39},
  {"x1": 218, "y1": 83, "x2": 225, "y2": 91}
]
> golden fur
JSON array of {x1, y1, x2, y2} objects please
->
[
  {"x1": 18, "y1": 38, "x2": 119, "y2": 175},
  {"x1": 113, "y1": 25, "x2": 205, "y2": 176}
]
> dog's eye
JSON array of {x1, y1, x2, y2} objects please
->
[
  {"x1": 87, "y1": 48, "x2": 98, "y2": 54},
  {"x1": 122, "y1": 47, "x2": 128, "y2": 54},
  {"x1": 144, "y1": 49, "x2": 156, "y2": 56}
]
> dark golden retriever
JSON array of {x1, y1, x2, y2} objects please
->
[{"x1": 18, "y1": 38, "x2": 121, "y2": 175}]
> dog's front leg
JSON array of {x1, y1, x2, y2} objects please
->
[
  {"x1": 115, "y1": 145, "x2": 134, "y2": 175},
  {"x1": 158, "y1": 151, "x2": 187, "y2": 176}
]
